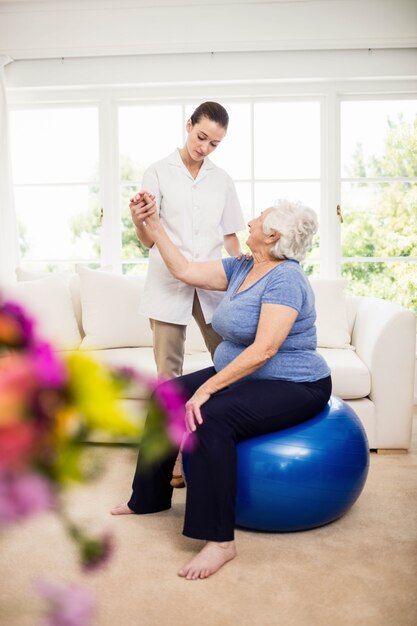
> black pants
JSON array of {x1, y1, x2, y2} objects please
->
[{"x1": 128, "y1": 367, "x2": 332, "y2": 542}]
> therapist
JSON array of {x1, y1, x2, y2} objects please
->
[{"x1": 130, "y1": 101, "x2": 246, "y2": 487}]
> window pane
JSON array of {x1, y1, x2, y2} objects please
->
[
  {"x1": 120, "y1": 184, "x2": 149, "y2": 260},
  {"x1": 10, "y1": 108, "x2": 99, "y2": 184},
  {"x1": 343, "y1": 261, "x2": 417, "y2": 315},
  {"x1": 15, "y1": 185, "x2": 100, "y2": 262},
  {"x1": 255, "y1": 182, "x2": 320, "y2": 213},
  {"x1": 341, "y1": 182, "x2": 417, "y2": 258},
  {"x1": 254, "y1": 102, "x2": 320, "y2": 179},
  {"x1": 119, "y1": 105, "x2": 183, "y2": 182},
  {"x1": 302, "y1": 261, "x2": 320, "y2": 278},
  {"x1": 122, "y1": 262, "x2": 148, "y2": 276},
  {"x1": 341, "y1": 100, "x2": 417, "y2": 178},
  {"x1": 234, "y1": 182, "x2": 252, "y2": 223},
  {"x1": 208, "y1": 102, "x2": 251, "y2": 179}
]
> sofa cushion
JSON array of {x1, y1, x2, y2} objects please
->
[
  {"x1": 309, "y1": 279, "x2": 351, "y2": 349},
  {"x1": 89, "y1": 346, "x2": 213, "y2": 399},
  {"x1": 4, "y1": 275, "x2": 82, "y2": 350},
  {"x1": 88, "y1": 345, "x2": 370, "y2": 402},
  {"x1": 317, "y1": 347, "x2": 371, "y2": 399},
  {"x1": 185, "y1": 317, "x2": 208, "y2": 352},
  {"x1": 16, "y1": 267, "x2": 83, "y2": 336},
  {"x1": 78, "y1": 267, "x2": 153, "y2": 350}
]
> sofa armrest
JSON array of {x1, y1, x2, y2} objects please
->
[{"x1": 351, "y1": 296, "x2": 416, "y2": 449}]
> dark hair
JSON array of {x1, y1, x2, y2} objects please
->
[{"x1": 190, "y1": 101, "x2": 229, "y2": 129}]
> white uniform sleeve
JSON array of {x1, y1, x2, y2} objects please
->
[
  {"x1": 220, "y1": 176, "x2": 246, "y2": 235},
  {"x1": 142, "y1": 166, "x2": 162, "y2": 213}
]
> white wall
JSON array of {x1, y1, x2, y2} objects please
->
[
  {"x1": 0, "y1": 0, "x2": 416, "y2": 61},
  {"x1": 5, "y1": 49, "x2": 417, "y2": 93}
]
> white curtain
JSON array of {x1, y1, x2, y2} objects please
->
[{"x1": 0, "y1": 56, "x2": 19, "y2": 285}]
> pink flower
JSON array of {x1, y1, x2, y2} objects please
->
[
  {"x1": 37, "y1": 580, "x2": 95, "y2": 626},
  {"x1": 0, "y1": 470, "x2": 54, "y2": 524},
  {"x1": 0, "y1": 423, "x2": 38, "y2": 469},
  {"x1": 0, "y1": 352, "x2": 37, "y2": 426}
]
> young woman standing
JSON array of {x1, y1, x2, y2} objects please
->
[{"x1": 130, "y1": 102, "x2": 246, "y2": 486}]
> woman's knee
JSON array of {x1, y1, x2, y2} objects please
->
[{"x1": 196, "y1": 407, "x2": 234, "y2": 445}]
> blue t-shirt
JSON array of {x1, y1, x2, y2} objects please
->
[{"x1": 212, "y1": 257, "x2": 330, "y2": 383}]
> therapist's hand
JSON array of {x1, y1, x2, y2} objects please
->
[{"x1": 184, "y1": 387, "x2": 212, "y2": 433}]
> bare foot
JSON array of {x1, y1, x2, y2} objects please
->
[
  {"x1": 178, "y1": 541, "x2": 237, "y2": 580},
  {"x1": 110, "y1": 503, "x2": 134, "y2": 515}
]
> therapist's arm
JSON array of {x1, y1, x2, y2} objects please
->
[
  {"x1": 131, "y1": 194, "x2": 229, "y2": 291},
  {"x1": 223, "y1": 233, "x2": 242, "y2": 257}
]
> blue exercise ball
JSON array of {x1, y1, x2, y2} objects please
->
[
  {"x1": 183, "y1": 396, "x2": 369, "y2": 532},
  {"x1": 235, "y1": 396, "x2": 369, "y2": 532}
]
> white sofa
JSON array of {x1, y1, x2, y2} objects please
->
[{"x1": 5, "y1": 265, "x2": 416, "y2": 451}]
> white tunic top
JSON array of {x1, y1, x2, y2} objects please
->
[{"x1": 139, "y1": 149, "x2": 246, "y2": 324}]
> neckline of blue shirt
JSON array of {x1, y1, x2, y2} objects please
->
[{"x1": 231, "y1": 258, "x2": 299, "y2": 300}]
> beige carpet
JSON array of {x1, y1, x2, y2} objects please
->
[{"x1": 1, "y1": 417, "x2": 417, "y2": 626}]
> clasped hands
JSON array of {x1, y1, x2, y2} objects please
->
[
  {"x1": 130, "y1": 192, "x2": 229, "y2": 433},
  {"x1": 129, "y1": 191, "x2": 158, "y2": 228}
]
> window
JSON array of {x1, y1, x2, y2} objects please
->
[
  {"x1": 253, "y1": 100, "x2": 321, "y2": 275},
  {"x1": 10, "y1": 107, "x2": 100, "y2": 271},
  {"x1": 118, "y1": 104, "x2": 183, "y2": 271},
  {"x1": 116, "y1": 99, "x2": 321, "y2": 274},
  {"x1": 340, "y1": 99, "x2": 417, "y2": 313},
  {"x1": 8, "y1": 87, "x2": 417, "y2": 315}
]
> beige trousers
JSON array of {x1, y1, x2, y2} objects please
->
[{"x1": 150, "y1": 291, "x2": 222, "y2": 379}]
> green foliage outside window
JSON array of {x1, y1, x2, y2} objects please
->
[
  {"x1": 69, "y1": 157, "x2": 149, "y2": 262},
  {"x1": 341, "y1": 114, "x2": 417, "y2": 314},
  {"x1": 23, "y1": 113, "x2": 416, "y2": 315}
]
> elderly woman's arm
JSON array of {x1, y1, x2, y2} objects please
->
[
  {"x1": 131, "y1": 194, "x2": 229, "y2": 291},
  {"x1": 184, "y1": 303, "x2": 298, "y2": 432}
]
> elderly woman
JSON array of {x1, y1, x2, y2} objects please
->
[{"x1": 112, "y1": 196, "x2": 332, "y2": 580}]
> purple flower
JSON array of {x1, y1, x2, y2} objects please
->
[
  {"x1": 0, "y1": 300, "x2": 36, "y2": 348},
  {"x1": 31, "y1": 342, "x2": 67, "y2": 388},
  {"x1": 37, "y1": 580, "x2": 95, "y2": 626},
  {"x1": 154, "y1": 379, "x2": 189, "y2": 448},
  {"x1": 0, "y1": 470, "x2": 54, "y2": 524},
  {"x1": 115, "y1": 367, "x2": 190, "y2": 449}
]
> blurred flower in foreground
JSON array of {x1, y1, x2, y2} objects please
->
[
  {"x1": 0, "y1": 295, "x2": 187, "y2": 569},
  {"x1": 63, "y1": 513, "x2": 114, "y2": 573},
  {"x1": 0, "y1": 471, "x2": 53, "y2": 523},
  {"x1": 37, "y1": 580, "x2": 95, "y2": 626},
  {"x1": 116, "y1": 367, "x2": 191, "y2": 465},
  {"x1": 0, "y1": 301, "x2": 35, "y2": 349}
]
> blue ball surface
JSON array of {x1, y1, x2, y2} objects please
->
[{"x1": 235, "y1": 396, "x2": 369, "y2": 532}]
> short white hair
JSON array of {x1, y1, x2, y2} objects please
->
[{"x1": 263, "y1": 199, "x2": 318, "y2": 262}]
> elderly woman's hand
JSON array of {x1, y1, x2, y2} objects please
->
[{"x1": 184, "y1": 387, "x2": 212, "y2": 432}]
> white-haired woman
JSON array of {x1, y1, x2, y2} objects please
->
[{"x1": 112, "y1": 197, "x2": 332, "y2": 580}]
